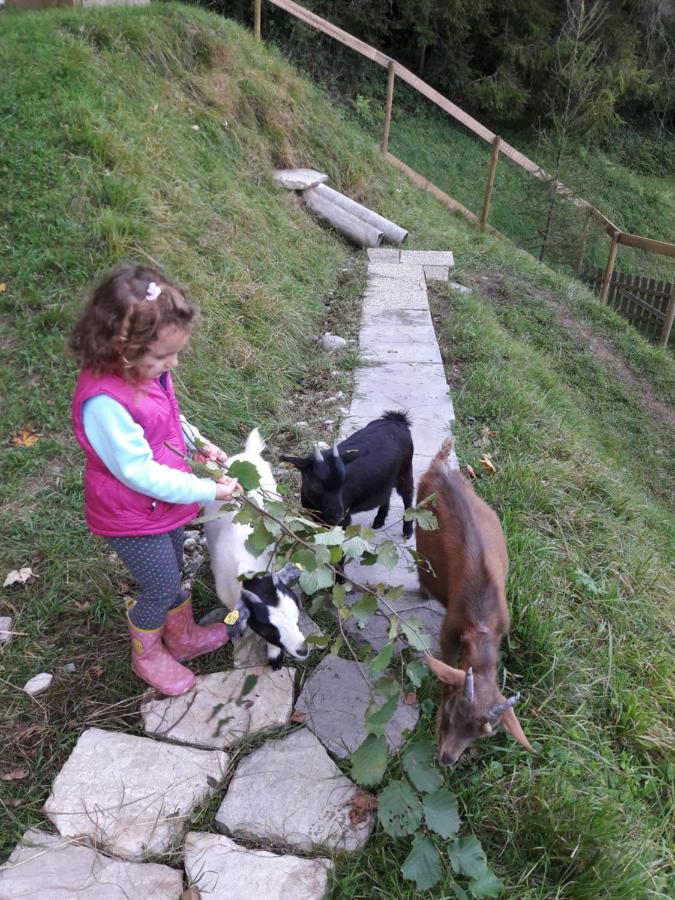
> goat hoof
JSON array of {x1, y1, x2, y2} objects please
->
[
  {"x1": 402, "y1": 523, "x2": 413, "y2": 540},
  {"x1": 269, "y1": 655, "x2": 283, "y2": 671}
]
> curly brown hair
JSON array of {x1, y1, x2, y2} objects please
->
[{"x1": 70, "y1": 263, "x2": 196, "y2": 380}]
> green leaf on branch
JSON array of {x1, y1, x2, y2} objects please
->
[
  {"x1": 360, "y1": 551, "x2": 379, "y2": 566},
  {"x1": 314, "y1": 526, "x2": 346, "y2": 545},
  {"x1": 376, "y1": 540, "x2": 399, "y2": 571},
  {"x1": 388, "y1": 617, "x2": 399, "y2": 640},
  {"x1": 406, "y1": 658, "x2": 429, "y2": 688},
  {"x1": 449, "y1": 835, "x2": 489, "y2": 880},
  {"x1": 330, "y1": 545, "x2": 344, "y2": 564},
  {"x1": 185, "y1": 457, "x2": 223, "y2": 480},
  {"x1": 264, "y1": 500, "x2": 287, "y2": 519},
  {"x1": 233, "y1": 503, "x2": 258, "y2": 525},
  {"x1": 401, "y1": 617, "x2": 431, "y2": 652},
  {"x1": 227, "y1": 460, "x2": 260, "y2": 491},
  {"x1": 351, "y1": 593, "x2": 377, "y2": 628},
  {"x1": 342, "y1": 535, "x2": 372, "y2": 559},
  {"x1": 415, "y1": 509, "x2": 438, "y2": 530},
  {"x1": 351, "y1": 734, "x2": 388, "y2": 787},
  {"x1": 331, "y1": 636, "x2": 343, "y2": 656},
  {"x1": 384, "y1": 585, "x2": 405, "y2": 602},
  {"x1": 469, "y1": 869, "x2": 503, "y2": 898},
  {"x1": 299, "y1": 566, "x2": 333, "y2": 595},
  {"x1": 306, "y1": 633, "x2": 330, "y2": 647},
  {"x1": 373, "y1": 676, "x2": 400, "y2": 699},
  {"x1": 366, "y1": 695, "x2": 399, "y2": 737},
  {"x1": 309, "y1": 594, "x2": 325, "y2": 617},
  {"x1": 424, "y1": 788, "x2": 460, "y2": 838},
  {"x1": 377, "y1": 780, "x2": 423, "y2": 837},
  {"x1": 401, "y1": 834, "x2": 442, "y2": 891},
  {"x1": 331, "y1": 583, "x2": 347, "y2": 608},
  {"x1": 291, "y1": 548, "x2": 319, "y2": 572},
  {"x1": 245, "y1": 519, "x2": 274, "y2": 555},
  {"x1": 338, "y1": 605, "x2": 350, "y2": 620},
  {"x1": 369, "y1": 640, "x2": 395, "y2": 673},
  {"x1": 402, "y1": 742, "x2": 444, "y2": 793}
]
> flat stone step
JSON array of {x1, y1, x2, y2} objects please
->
[
  {"x1": 216, "y1": 728, "x2": 374, "y2": 853},
  {"x1": 295, "y1": 655, "x2": 418, "y2": 759},
  {"x1": 343, "y1": 590, "x2": 444, "y2": 656},
  {"x1": 400, "y1": 250, "x2": 454, "y2": 267},
  {"x1": 0, "y1": 828, "x2": 182, "y2": 899},
  {"x1": 366, "y1": 248, "x2": 401, "y2": 263},
  {"x1": 43, "y1": 727, "x2": 227, "y2": 860},
  {"x1": 141, "y1": 668, "x2": 294, "y2": 750},
  {"x1": 184, "y1": 832, "x2": 331, "y2": 900}
]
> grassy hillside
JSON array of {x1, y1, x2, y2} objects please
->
[{"x1": 1, "y1": 4, "x2": 673, "y2": 898}]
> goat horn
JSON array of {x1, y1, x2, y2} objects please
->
[
  {"x1": 488, "y1": 693, "x2": 521, "y2": 720},
  {"x1": 273, "y1": 562, "x2": 303, "y2": 587},
  {"x1": 312, "y1": 443, "x2": 323, "y2": 463},
  {"x1": 463, "y1": 667, "x2": 474, "y2": 703}
]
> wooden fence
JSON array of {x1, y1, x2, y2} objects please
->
[
  {"x1": 586, "y1": 269, "x2": 674, "y2": 343},
  {"x1": 253, "y1": 0, "x2": 675, "y2": 346}
]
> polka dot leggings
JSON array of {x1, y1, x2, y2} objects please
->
[{"x1": 106, "y1": 528, "x2": 188, "y2": 630}]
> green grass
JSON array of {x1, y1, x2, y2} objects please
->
[{"x1": 1, "y1": 4, "x2": 674, "y2": 898}]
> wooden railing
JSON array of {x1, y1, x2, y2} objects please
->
[{"x1": 253, "y1": 0, "x2": 675, "y2": 346}]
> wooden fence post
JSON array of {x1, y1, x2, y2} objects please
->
[
  {"x1": 480, "y1": 136, "x2": 500, "y2": 233},
  {"x1": 254, "y1": 0, "x2": 261, "y2": 40},
  {"x1": 575, "y1": 208, "x2": 592, "y2": 276},
  {"x1": 600, "y1": 231, "x2": 620, "y2": 305},
  {"x1": 660, "y1": 282, "x2": 675, "y2": 347},
  {"x1": 381, "y1": 61, "x2": 396, "y2": 154}
]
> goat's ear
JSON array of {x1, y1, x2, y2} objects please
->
[
  {"x1": 424, "y1": 652, "x2": 466, "y2": 687},
  {"x1": 500, "y1": 706, "x2": 534, "y2": 752},
  {"x1": 240, "y1": 588, "x2": 264, "y2": 606},
  {"x1": 279, "y1": 454, "x2": 312, "y2": 472}
]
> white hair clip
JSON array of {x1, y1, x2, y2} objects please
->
[{"x1": 146, "y1": 281, "x2": 161, "y2": 302}]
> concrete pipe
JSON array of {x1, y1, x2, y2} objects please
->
[
  {"x1": 304, "y1": 189, "x2": 383, "y2": 248},
  {"x1": 314, "y1": 184, "x2": 408, "y2": 245}
]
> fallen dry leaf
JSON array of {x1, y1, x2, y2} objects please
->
[
  {"x1": 289, "y1": 710, "x2": 307, "y2": 724},
  {"x1": 348, "y1": 790, "x2": 378, "y2": 825},
  {"x1": 465, "y1": 464, "x2": 477, "y2": 480},
  {"x1": 3, "y1": 567, "x2": 38, "y2": 588},
  {"x1": 88, "y1": 664, "x2": 105, "y2": 678},
  {"x1": 10, "y1": 426, "x2": 41, "y2": 448},
  {"x1": 0, "y1": 283, "x2": 6, "y2": 293},
  {"x1": 181, "y1": 889, "x2": 201, "y2": 900},
  {"x1": 403, "y1": 692, "x2": 418, "y2": 706},
  {"x1": 2, "y1": 768, "x2": 28, "y2": 782},
  {"x1": 479, "y1": 454, "x2": 496, "y2": 475}
]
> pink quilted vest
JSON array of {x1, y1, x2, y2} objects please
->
[{"x1": 71, "y1": 368, "x2": 200, "y2": 537}]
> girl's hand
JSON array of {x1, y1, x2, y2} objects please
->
[
  {"x1": 214, "y1": 476, "x2": 241, "y2": 501},
  {"x1": 195, "y1": 441, "x2": 229, "y2": 466}
]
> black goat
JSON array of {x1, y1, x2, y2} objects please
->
[{"x1": 281, "y1": 410, "x2": 414, "y2": 538}]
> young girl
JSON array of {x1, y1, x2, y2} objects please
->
[{"x1": 70, "y1": 263, "x2": 240, "y2": 697}]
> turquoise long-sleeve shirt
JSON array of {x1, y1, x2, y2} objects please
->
[{"x1": 82, "y1": 395, "x2": 218, "y2": 505}]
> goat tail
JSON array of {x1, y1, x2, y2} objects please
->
[
  {"x1": 432, "y1": 436, "x2": 455, "y2": 467},
  {"x1": 244, "y1": 427, "x2": 266, "y2": 459},
  {"x1": 382, "y1": 409, "x2": 412, "y2": 428}
]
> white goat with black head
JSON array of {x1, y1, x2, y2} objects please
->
[{"x1": 202, "y1": 428, "x2": 308, "y2": 669}]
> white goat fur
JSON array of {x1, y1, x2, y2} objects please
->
[{"x1": 203, "y1": 428, "x2": 277, "y2": 611}]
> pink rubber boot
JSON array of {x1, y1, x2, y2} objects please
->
[
  {"x1": 129, "y1": 620, "x2": 196, "y2": 696},
  {"x1": 163, "y1": 596, "x2": 229, "y2": 662}
]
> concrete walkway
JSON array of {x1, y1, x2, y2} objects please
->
[
  {"x1": 342, "y1": 248, "x2": 458, "y2": 654},
  {"x1": 0, "y1": 248, "x2": 459, "y2": 900}
]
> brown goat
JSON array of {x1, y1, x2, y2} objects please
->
[{"x1": 416, "y1": 438, "x2": 532, "y2": 764}]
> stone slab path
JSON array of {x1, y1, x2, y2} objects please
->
[{"x1": 0, "y1": 248, "x2": 458, "y2": 899}]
